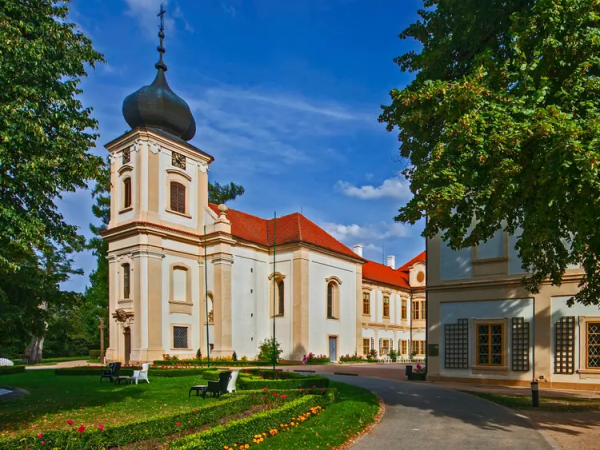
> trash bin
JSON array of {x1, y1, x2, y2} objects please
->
[{"x1": 405, "y1": 365, "x2": 413, "y2": 377}]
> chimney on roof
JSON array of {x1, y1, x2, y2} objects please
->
[
  {"x1": 353, "y1": 244, "x2": 363, "y2": 257},
  {"x1": 387, "y1": 255, "x2": 396, "y2": 270}
]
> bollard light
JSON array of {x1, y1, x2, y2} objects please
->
[{"x1": 531, "y1": 381, "x2": 540, "y2": 407}]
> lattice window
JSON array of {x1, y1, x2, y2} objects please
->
[
  {"x1": 362, "y1": 338, "x2": 370, "y2": 356},
  {"x1": 444, "y1": 318, "x2": 468, "y2": 369},
  {"x1": 477, "y1": 324, "x2": 503, "y2": 365},
  {"x1": 122, "y1": 147, "x2": 130, "y2": 164},
  {"x1": 554, "y1": 316, "x2": 575, "y2": 374},
  {"x1": 378, "y1": 338, "x2": 382, "y2": 356},
  {"x1": 382, "y1": 339, "x2": 390, "y2": 355},
  {"x1": 587, "y1": 322, "x2": 600, "y2": 369},
  {"x1": 511, "y1": 317, "x2": 530, "y2": 371},
  {"x1": 390, "y1": 339, "x2": 393, "y2": 351},
  {"x1": 173, "y1": 326, "x2": 188, "y2": 349}
]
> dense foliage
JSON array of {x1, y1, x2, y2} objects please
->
[{"x1": 380, "y1": 0, "x2": 600, "y2": 304}]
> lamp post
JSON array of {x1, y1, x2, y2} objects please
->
[
  {"x1": 272, "y1": 211, "x2": 277, "y2": 372},
  {"x1": 99, "y1": 317, "x2": 105, "y2": 365},
  {"x1": 204, "y1": 225, "x2": 210, "y2": 369}
]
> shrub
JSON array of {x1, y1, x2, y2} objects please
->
[
  {"x1": 238, "y1": 370, "x2": 329, "y2": 390},
  {"x1": 170, "y1": 391, "x2": 335, "y2": 450},
  {"x1": 367, "y1": 349, "x2": 378, "y2": 361},
  {"x1": 232, "y1": 351, "x2": 238, "y2": 362},
  {"x1": 89, "y1": 350, "x2": 101, "y2": 360},
  {"x1": 55, "y1": 367, "x2": 207, "y2": 377},
  {"x1": 339, "y1": 354, "x2": 366, "y2": 363},
  {"x1": 0, "y1": 395, "x2": 260, "y2": 449},
  {"x1": 0, "y1": 365, "x2": 25, "y2": 375},
  {"x1": 196, "y1": 349, "x2": 202, "y2": 360},
  {"x1": 256, "y1": 338, "x2": 283, "y2": 363},
  {"x1": 306, "y1": 352, "x2": 330, "y2": 364},
  {"x1": 388, "y1": 349, "x2": 398, "y2": 362},
  {"x1": 241, "y1": 355, "x2": 248, "y2": 362}
]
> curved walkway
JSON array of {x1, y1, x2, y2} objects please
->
[{"x1": 324, "y1": 375, "x2": 556, "y2": 450}]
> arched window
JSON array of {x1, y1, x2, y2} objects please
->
[
  {"x1": 122, "y1": 263, "x2": 130, "y2": 299},
  {"x1": 123, "y1": 178, "x2": 132, "y2": 209},
  {"x1": 277, "y1": 279, "x2": 284, "y2": 316},
  {"x1": 170, "y1": 182, "x2": 186, "y2": 214},
  {"x1": 327, "y1": 282, "x2": 336, "y2": 319}
]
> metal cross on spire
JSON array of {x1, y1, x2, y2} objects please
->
[{"x1": 155, "y1": 2, "x2": 168, "y2": 72}]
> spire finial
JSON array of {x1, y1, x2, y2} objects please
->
[{"x1": 155, "y1": 2, "x2": 168, "y2": 72}]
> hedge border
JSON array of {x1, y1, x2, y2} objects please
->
[
  {"x1": 170, "y1": 390, "x2": 336, "y2": 449},
  {"x1": 0, "y1": 366, "x2": 25, "y2": 375},
  {"x1": 54, "y1": 367, "x2": 206, "y2": 377},
  {"x1": 200, "y1": 369, "x2": 329, "y2": 390}
]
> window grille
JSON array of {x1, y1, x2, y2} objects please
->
[
  {"x1": 444, "y1": 318, "x2": 468, "y2": 369},
  {"x1": 554, "y1": 316, "x2": 575, "y2": 374},
  {"x1": 173, "y1": 326, "x2": 188, "y2": 349},
  {"x1": 511, "y1": 317, "x2": 530, "y2": 371},
  {"x1": 588, "y1": 322, "x2": 600, "y2": 368}
]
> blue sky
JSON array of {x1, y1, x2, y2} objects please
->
[{"x1": 61, "y1": 0, "x2": 425, "y2": 292}]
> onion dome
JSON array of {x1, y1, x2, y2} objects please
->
[{"x1": 121, "y1": 3, "x2": 196, "y2": 141}]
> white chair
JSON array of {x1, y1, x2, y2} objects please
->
[
  {"x1": 227, "y1": 370, "x2": 239, "y2": 393},
  {"x1": 132, "y1": 363, "x2": 151, "y2": 384}
]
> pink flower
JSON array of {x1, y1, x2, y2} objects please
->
[
  {"x1": 37, "y1": 433, "x2": 43, "y2": 439},
  {"x1": 194, "y1": 409, "x2": 198, "y2": 413},
  {"x1": 263, "y1": 387, "x2": 268, "y2": 391},
  {"x1": 280, "y1": 394, "x2": 287, "y2": 399},
  {"x1": 66, "y1": 420, "x2": 74, "y2": 426},
  {"x1": 176, "y1": 422, "x2": 181, "y2": 427},
  {"x1": 273, "y1": 392, "x2": 279, "y2": 397},
  {"x1": 98, "y1": 424, "x2": 104, "y2": 431},
  {"x1": 41, "y1": 442, "x2": 45, "y2": 445},
  {"x1": 77, "y1": 425, "x2": 85, "y2": 433},
  {"x1": 312, "y1": 385, "x2": 316, "y2": 388}
]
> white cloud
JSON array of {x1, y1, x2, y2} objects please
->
[
  {"x1": 365, "y1": 173, "x2": 373, "y2": 181},
  {"x1": 183, "y1": 86, "x2": 373, "y2": 173},
  {"x1": 123, "y1": 0, "x2": 177, "y2": 38},
  {"x1": 334, "y1": 175, "x2": 411, "y2": 200},
  {"x1": 321, "y1": 221, "x2": 411, "y2": 242}
]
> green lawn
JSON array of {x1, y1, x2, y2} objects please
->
[
  {"x1": 0, "y1": 370, "x2": 380, "y2": 449},
  {"x1": 11, "y1": 356, "x2": 89, "y2": 366},
  {"x1": 462, "y1": 391, "x2": 600, "y2": 412},
  {"x1": 0, "y1": 369, "x2": 212, "y2": 438},
  {"x1": 258, "y1": 381, "x2": 380, "y2": 450}
]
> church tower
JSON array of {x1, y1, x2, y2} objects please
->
[{"x1": 102, "y1": 5, "x2": 233, "y2": 364}]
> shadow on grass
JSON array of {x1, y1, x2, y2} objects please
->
[{"x1": 0, "y1": 369, "x2": 211, "y2": 435}]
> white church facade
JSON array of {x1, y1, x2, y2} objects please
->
[{"x1": 102, "y1": 28, "x2": 425, "y2": 365}]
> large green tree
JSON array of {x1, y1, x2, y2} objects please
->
[
  {"x1": 380, "y1": 0, "x2": 600, "y2": 305},
  {"x1": 0, "y1": 0, "x2": 103, "y2": 270}
]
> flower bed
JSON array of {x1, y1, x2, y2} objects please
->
[
  {"x1": 0, "y1": 391, "x2": 303, "y2": 450},
  {"x1": 169, "y1": 390, "x2": 335, "y2": 450},
  {"x1": 0, "y1": 365, "x2": 25, "y2": 376},
  {"x1": 306, "y1": 353, "x2": 331, "y2": 364},
  {"x1": 339, "y1": 354, "x2": 367, "y2": 363},
  {"x1": 153, "y1": 360, "x2": 280, "y2": 367}
]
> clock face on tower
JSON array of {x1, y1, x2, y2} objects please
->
[{"x1": 172, "y1": 151, "x2": 186, "y2": 170}]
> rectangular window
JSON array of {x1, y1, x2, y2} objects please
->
[
  {"x1": 363, "y1": 292, "x2": 370, "y2": 315},
  {"x1": 382, "y1": 339, "x2": 390, "y2": 355},
  {"x1": 122, "y1": 263, "x2": 130, "y2": 299},
  {"x1": 401, "y1": 299, "x2": 407, "y2": 320},
  {"x1": 411, "y1": 340, "x2": 425, "y2": 355},
  {"x1": 173, "y1": 326, "x2": 189, "y2": 349},
  {"x1": 587, "y1": 322, "x2": 600, "y2": 369},
  {"x1": 401, "y1": 339, "x2": 408, "y2": 355},
  {"x1": 412, "y1": 300, "x2": 426, "y2": 320},
  {"x1": 363, "y1": 338, "x2": 370, "y2": 356},
  {"x1": 477, "y1": 324, "x2": 504, "y2": 366},
  {"x1": 123, "y1": 178, "x2": 132, "y2": 208},
  {"x1": 383, "y1": 296, "x2": 390, "y2": 318}
]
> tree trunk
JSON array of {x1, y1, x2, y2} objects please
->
[
  {"x1": 25, "y1": 301, "x2": 48, "y2": 364},
  {"x1": 25, "y1": 335, "x2": 45, "y2": 364}
]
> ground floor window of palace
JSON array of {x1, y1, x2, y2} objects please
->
[
  {"x1": 173, "y1": 326, "x2": 189, "y2": 349},
  {"x1": 381, "y1": 339, "x2": 390, "y2": 355},
  {"x1": 400, "y1": 339, "x2": 408, "y2": 355},
  {"x1": 363, "y1": 338, "x2": 370, "y2": 356},
  {"x1": 477, "y1": 323, "x2": 503, "y2": 366},
  {"x1": 411, "y1": 340, "x2": 425, "y2": 356},
  {"x1": 587, "y1": 322, "x2": 600, "y2": 368}
]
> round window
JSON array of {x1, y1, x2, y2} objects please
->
[{"x1": 416, "y1": 271, "x2": 425, "y2": 283}]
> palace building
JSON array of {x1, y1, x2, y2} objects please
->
[
  {"x1": 427, "y1": 230, "x2": 600, "y2": 390},
  {"x1": 102, "y1": 21, "x2": 425, "y2": 365}
]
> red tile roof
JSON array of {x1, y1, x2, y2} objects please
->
[
  {"x1": 363, "y1": 260, "x2": 411, "y2": 289},
  {"x1": 208, "y1": 204, "x2": 363, "y2": 260},
  {"x1": 209, "y1": 203, "x2": 425, "y2": 288}
]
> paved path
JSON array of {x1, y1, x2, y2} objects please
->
[{"x1": 324, "y1": 375, "x2": 556, "y2": 450}]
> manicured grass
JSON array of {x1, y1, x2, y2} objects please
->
[
  {"x1": 0, "y1": 369, "x2": 213, "y2": 438},
  {"x1": 255, "y1": 381, "x2": 380, "y2": 450},
  {"x1": 463, "y1": 391, "x2": 600, "y2": 412}
]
